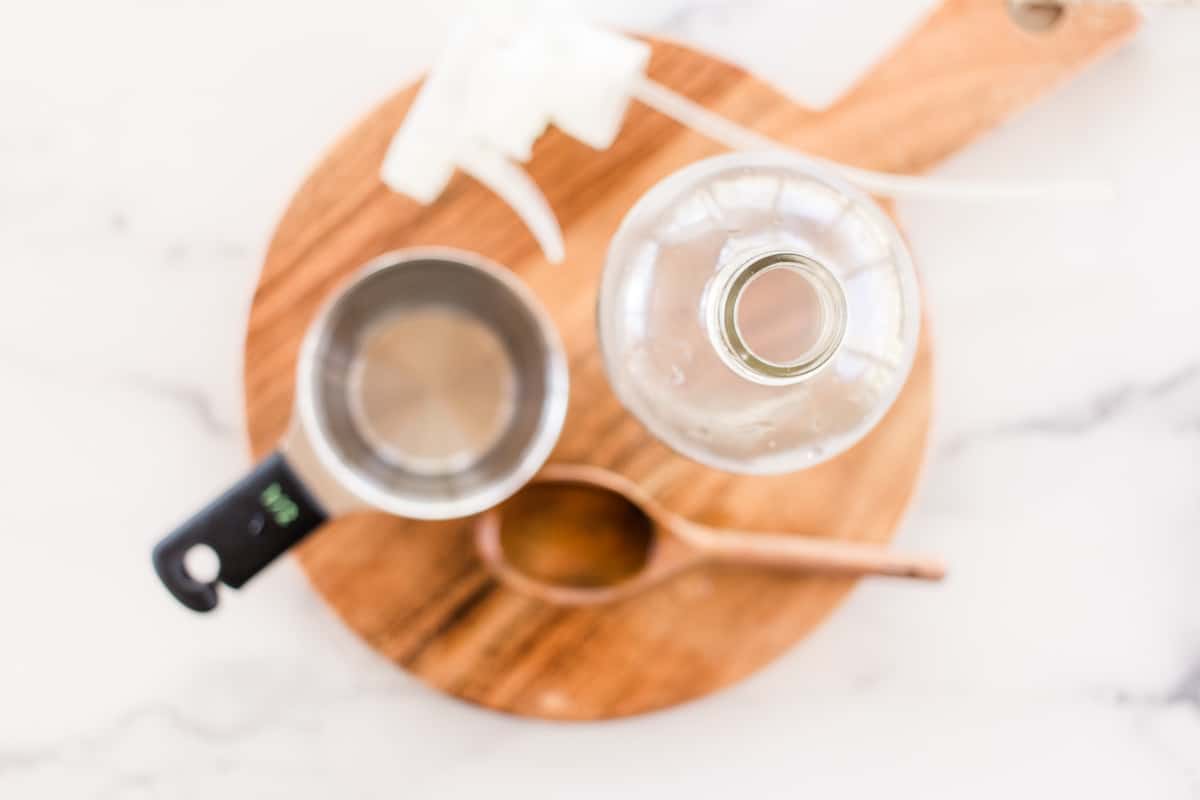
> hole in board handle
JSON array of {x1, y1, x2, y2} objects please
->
[{"x1": 1007, "y1": 0, "x2": 1066, "y2": 33}]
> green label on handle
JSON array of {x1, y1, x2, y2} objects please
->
[{"x1": 261, "y1": 482, "x2": 300, "y2": 527}]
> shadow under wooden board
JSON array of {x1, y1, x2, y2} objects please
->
[{"x1": 244, "y1": 0, "x2": 1137, "y2": 720}]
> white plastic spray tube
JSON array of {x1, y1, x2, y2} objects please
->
[{"x1": 380, "y1": 9, "x2": 1109, "y2": 264}]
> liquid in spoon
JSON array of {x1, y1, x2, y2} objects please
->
[{"x1": 496, "y1": 483, "x2": 655, "y2": 588}]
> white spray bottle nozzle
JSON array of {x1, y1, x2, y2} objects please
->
[{"x1": 380, "y1": 11, "x2": 1112, "y2": 264}]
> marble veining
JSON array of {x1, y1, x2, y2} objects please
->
[
  {"x1": 941, "y1": 359, "x2": 1200, "y2": 455},
  {"x1": 110, "y1": 371, "x2": 236, "y2": 438},
  {"x1": 2, "y1": 0, "x2": 1199, "y2": 797}
]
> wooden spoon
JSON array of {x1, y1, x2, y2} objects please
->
[{"x1": 474, "y1": 464, "x2": 945, "y2": 606}]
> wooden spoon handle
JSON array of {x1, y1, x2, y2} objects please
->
[{"x1": 680, "y1": 524, "x2": 945, "y2": 581}]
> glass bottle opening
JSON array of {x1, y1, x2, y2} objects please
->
[{"x1": 709, "y1": 251, "x2": 848, "y2": 386}]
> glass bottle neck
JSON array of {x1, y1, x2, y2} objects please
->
[{"x1": 707, "y1": 250, "x2": 848, "y2": 386}]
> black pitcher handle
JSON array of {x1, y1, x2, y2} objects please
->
[{"x1": 152, "y1": 451, "x2": 328, "y2": 612}]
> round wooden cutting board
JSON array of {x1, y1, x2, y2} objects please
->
[{"x1": 243, "y1": 2, "x2": 1136, "y2": 720}]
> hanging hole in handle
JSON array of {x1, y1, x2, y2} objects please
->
[
  {"x1": 184, "y1": 543, "x2": 221, "y2": 585},
  {"x1": 1007, "y1": 0, "x2": 1067, "y2": 33}
]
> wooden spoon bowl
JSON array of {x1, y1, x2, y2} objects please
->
[{"x1": 475, "y1": 464, "x2": 945, "y2": 606}]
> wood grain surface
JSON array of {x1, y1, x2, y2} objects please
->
[{"x1": 244, "y1": 0, "x2": 1136, "y2": 720}]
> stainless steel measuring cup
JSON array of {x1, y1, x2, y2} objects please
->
[{"x1": 152, "y1": 248, "x2": 568, "y2": 612}]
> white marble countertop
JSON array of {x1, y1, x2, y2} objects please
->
[{"x1": 2, "y1": 1, "x2": 1198, "y2": 797}]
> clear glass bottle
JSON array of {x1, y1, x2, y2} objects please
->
[{"x1": 598, "y1": 151, "x2": 920, "y2": 474}]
